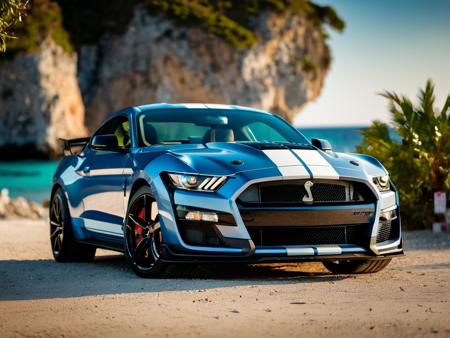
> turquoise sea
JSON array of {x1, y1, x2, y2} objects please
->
[{"x1": 0, "y1": 127, "x2": 367, "y2": 202}]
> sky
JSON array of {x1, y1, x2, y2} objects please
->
[{"x1": 294, "y1": 0, "x2": 450, "y2": 127}]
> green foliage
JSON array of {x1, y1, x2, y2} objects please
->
[
  {"x1": 145, "y1": 0, "x2": 257, "y2": 49},
  {"x1": 308, "y1": 3, "x2": 345, "y2": 33},
  {"x1": 146, "y1": 0, "x2": 345, "y2": 49},
  {"x1": 301, "y1": 56, "x2": 316, "y2": 73},
  {"x1": 0, "y1": 0, "x2": 28, "y2": 52},
  {"x1": 357, "y1": 80, "x2": 450, "y2": 229},
  {"x1": 3, "y1": 1, "x2": 344, "y2": 54},
  {"x1": 5, "y1": 0, "x2": 72, "y2": 56},
  {"x1": 57, "y1": 0, "x2": 139, "y2": 47},
  {"x1": 58, "y1": 0, "x2": 344, "y2": 51}
]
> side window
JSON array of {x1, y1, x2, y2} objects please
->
[
  {"x1": 93, "y1": 116, "x2": 131, "y2": 148},
  {"x1": 243, "y1": 122, "x2": 288, "y2": 143}
]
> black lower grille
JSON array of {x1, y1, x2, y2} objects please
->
[
  {"x1": 247, "y1": 225, "x2": 370, "y2": 246},
  {"x1": 178, "y1": 221, "x2": 224, "y2": 247},
  {"x1": 376, "y1": 220, "x2": 394, "y2": 243}
]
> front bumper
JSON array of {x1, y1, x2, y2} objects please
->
[
  {"x1": 153, "y1": 169, "x2": 404, "y2": 262},
  {"x1": 160, "y1": 244, "x2": 404, "y2": 263}
]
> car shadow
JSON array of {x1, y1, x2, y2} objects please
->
[{"x1": 0, "y1": 254, "x2": 348, "y2": 301}]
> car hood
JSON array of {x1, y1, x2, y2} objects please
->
[{"x1": 163, "y1": 142, "x2": 387, "y2": 179}]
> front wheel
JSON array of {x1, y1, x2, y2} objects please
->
[
  {"x1": 322, "y1": 258, "x2": 391, "y2": 274},
  {"x1": 124, "y1": 186, "x2": 195, "y2": 278}
]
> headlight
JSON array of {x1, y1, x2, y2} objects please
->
[
  {"x1": 168, "y1": 173, "x2": 227, "y2": 191},
  {"x1": 373, "y1": 175, "x2": 390, "y2": 192}
]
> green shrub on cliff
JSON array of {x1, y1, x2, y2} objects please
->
[
  {"x1": 0, "y1": 0, "x2": 28, "y2": 52},
  {"x1": 58, "y1": 0, "x2": 344, "y2": 50},
  {"x1": 143, "y1": 0, "x2": 345, "y2": 49},
  {"x1": 5, "y1": 0, "x2": 72, "y2": 56},
  {"x1": 357, "y1": 80, "x2": 450, "y2": 229},
  {"x1": 5, "y1": 0, "x2": 344, "y2": 55}
]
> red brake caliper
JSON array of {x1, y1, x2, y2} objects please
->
[{"x1": 135, "y1": 207, "x2": 145, "y2": 246}]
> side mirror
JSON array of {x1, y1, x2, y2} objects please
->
[
  {"x1": 91, "y1": 134, "x2": 127, "y2": 152},
  {"x1": 311, "y1": 138, "x2": 332, "y2": 153}
]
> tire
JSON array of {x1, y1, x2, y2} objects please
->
[
  {"x1": 50, "y1": 188, "x2": 96, "y2": 262},
  {"x1": 322, "y1": 258, "x2": 391, "y2": 274},
  {"x1": 124, "y1": 185, "x2": 196, "y2": 278}
]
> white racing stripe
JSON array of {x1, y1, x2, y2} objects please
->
[
  {"x1": 88, "y1": 168, "x2": 132, "y2": 176},
  {"x1": 278, "y1": 166, "x2": 309, "y2": 177},
  {"x1": 263, "y1": 149, "x2": 300, "y2": 166},
  {"x1": 316, "y1": 246, "x2": 342, "y2": 255},
  {"x1": 263, "y1": 149, "x2": 309, "y2": 178},
  {"x1": 286, "y1": 247, "x2": 315, "y2": 256},
  {"x1": 204, "y1": 104, "x2": 232, "y2": 109},
  {"x1": 307, "y1": 165, "x2": 339, "y2": 180},
  {"x1": 183, "y1": 103, "x2": 207, "y2": 109},
  {"x1": 83, "y1": 219, "x2": 123, "y2": 236},
  {"x1": 285, "y1": 246, "x2": 345, "y2": 256},
  {"x1": 292, "y1": 149, "x2": 339, "y2": 179},
  {"x1": 293, "y1": 149, "x2": 329, "y2": 166}
]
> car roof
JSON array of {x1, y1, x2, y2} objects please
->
[
  {"x1": 129, "y1": 103, "x2": 272, "y2": 116},
  {"x1": 104, "y1": 103, "x2": 275, "y2": 128}
]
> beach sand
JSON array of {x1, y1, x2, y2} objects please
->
[{"x1": 0, "y1": 219, "x2": 449, "y2": 337}]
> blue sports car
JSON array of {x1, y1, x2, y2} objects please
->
[{"x1": 50, "y1": 103, "x2": 403, "y2": 277}]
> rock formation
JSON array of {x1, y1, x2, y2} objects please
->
[
  {"x1": 0, "y1": 3, "x2": 336, "y2": 158},
  {"x1": 0, "y1": 39, "x2": 86, "y2": 158},
  {"x1": 81, "y1": 10, "x2": 330, "y2": 131},
  {"x1": 0, "y1": 188, "x2": 45, "y2": 219}
]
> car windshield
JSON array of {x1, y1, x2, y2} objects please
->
[{"x1": 137, "y1": 108, "x2": 310, "y2": 146}]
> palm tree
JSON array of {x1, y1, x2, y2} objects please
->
[{"x1": 357, "y1": 80, "x2": 450, "y2": 229}]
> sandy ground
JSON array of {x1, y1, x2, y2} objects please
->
[{"x1": 0, "y1": 220, "x2": 449, "y2": 338}]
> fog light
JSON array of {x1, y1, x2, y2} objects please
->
[
  {"x1": 380, "y1": 209, "x2": 397, "y2": 221},
  {"x1": 185, "y1": 210, "x2": 219, "y2": 223}
]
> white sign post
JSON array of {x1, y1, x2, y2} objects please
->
[{"x1": 433, "y1": 191, "x2": 447, "y2": 232}]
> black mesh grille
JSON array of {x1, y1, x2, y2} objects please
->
[
  {"x1": 376, "y1": 220, "x2": 392, "y2": 243},
  {"x1": 247, "y1": 225, "x2": 369, "y2": 246},
  {"x1": 241, "y1": 180, "x2": 374, "y2": 204},
  {"x1": 178, "y1": 221, "x2": 224, "y2": 247},
  {"x1": 311, "y1": 183, "x2": 346, "y2": 202},
  {"x1": 260, "y1": 185, "x2": 305, "y2": 203}
]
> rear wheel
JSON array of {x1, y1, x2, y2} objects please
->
[
  {"x1": 124, "y1": 186, "x2": 195, "y2": 278},
  {"x1": 322, "y1": 258, "x2": 391, "y2": 274},
  {"x1": 50, "y1": 188, "x2": 96, "y2": 262}
]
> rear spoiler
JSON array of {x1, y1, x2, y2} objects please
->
[{"x1": 60, "y1": 137, "x2": 90, "y2": 156}]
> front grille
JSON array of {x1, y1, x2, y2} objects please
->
[
  {"x1": 248, "y1": 225, "x2": 370, "y2": 246},
  {"x1": 259, "y1": 182, "x2": 346, "y2": 203},
  {"x1": 376, "y1": 220, "x2": 392, "y2": 243},
  {"x1": 237, "y1": 180, "x2": 376, "y2": 248},
  {"x1": 310, "y1": 183, "x2": 346, "y2": 202},
  {"x1": 239, "y1": 180, "x2": 374, "y2": 205}
]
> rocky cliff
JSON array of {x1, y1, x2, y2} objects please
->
[
  {"x1": 0, "y1": 38, "x2": 86, "y2": 158},
  {"x1": 0, "y1": 1, "x2": 342, "y2": 158},
  {"x1": 81, "y1": 9, "x2": 330, "y2": 130}
]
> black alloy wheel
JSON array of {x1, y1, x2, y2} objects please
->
[
  {"x1": 50, "y1": 188, "x2": 96, "y2": 262},
  {"x1": 124, "y1": 185, "x2": 196, "y2": 278}
]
